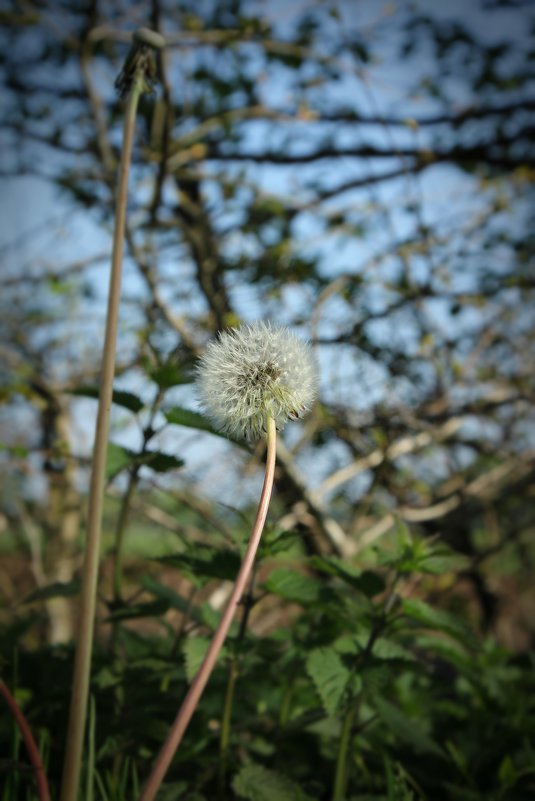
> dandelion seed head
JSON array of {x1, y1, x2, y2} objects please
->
[{"x1": 195, "y1": 321, "x2": 318, "y2": 440}]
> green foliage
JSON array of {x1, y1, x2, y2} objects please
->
[
  {"x1": 158, "y1": 545, "x2": 241, "y2": 585},
  {"x1": 400, "y1": 597, "x2": 474, "y2": 648},
  {"x1": 306, "y1": 646, "x2": 350, "y2": 716},
  {"x1": 105, "y1": 442, "x2": 184, "y2": 479},
  {"x1": 233, "y1": 763, "x2": 315, "y2": 801},
  {"x1": 2, "y1": 521, "x2": 535, "y2": 800},
  {"x1": 22, "y1": 580, "x2": 80, "y2": 604},
  {"x1": 264, "y1": 567, "x2": 323, "y2": 604},
  {"x1": 71, "y1": 386, "x2": 145, "y2": 414}
]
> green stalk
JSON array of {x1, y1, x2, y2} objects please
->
[
  {"x1": 59, "y1": 45, "x2": 152, "y2": 801},
  {"x1": 138, "y1": 416, "x2": 278, "y2": 801},
  {"x1": 85, "y1": 695, "x2": 96, "y2": 801},
  {"x1": 113, "y1": 388, "x2": 163, "y2": 605},
  {"x1": 218, "y1": 659, "x2": 239, "y2": 796},
  {"x1": 332, "y1": 701, "x2": 358, "y2": 801},
  {"x1": 218, "y1": 567, "x2": 257, "y2": 796},
  {"x1": 112, "y1": 471, "x2": 140, "y2": 604}
]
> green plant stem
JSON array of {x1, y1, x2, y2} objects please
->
[
  {"x1": 112, "y1": 471, "x2": 140, "y2": 603},
  {"x1": 112, "y1": 389, "x2": 163, "y2": 604},
  {"x1": 85, "y1": 695, "x2": 96, "y2": 801},
  {"x1": 332, "y1": 700, "x2": 358, "y2": 801},
  {"x1": 59, "y1": 76, "x2": 144, "y2": 801},
  {"x1": 278, "y1": 681, "x2": 294, "y2": 728},
  {"x1": 138, "y1": 416, "x2": 278, "y2": 801},
  {"x1": 218, "y1": 567, "x2": 257, "y2": 796},
  {"x1": 0, "y1": 679, "x2": 51, "y2": 801},
  {"x1": 218, "y1": 659, "x2": 239, "y2": 796}
]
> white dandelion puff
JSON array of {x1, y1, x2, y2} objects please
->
[{"x1": 195, "y1": 321, "x2": 318, "y2": 440}]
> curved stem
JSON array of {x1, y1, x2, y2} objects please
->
[
  {"x1": 0, "y1": 679, "x2": 51, "y2": 801},
  {"x1": 138, "y1": 416, "x2": 277, "y2": 801}
]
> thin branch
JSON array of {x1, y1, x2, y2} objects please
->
[{"x1": 0, "y1": 680, "x2": 51, "y2": 801}]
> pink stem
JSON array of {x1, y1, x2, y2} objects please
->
[
  {"x1": 138, "y1": 416, "x2": 277, "y2": 801},
  {"x1": 0, "y1": 679, "x2": 51, "y2": 801}
]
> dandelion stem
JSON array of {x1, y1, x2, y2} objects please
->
[
  {"x1": 0, "y1": 679, "x2": 50, "y2": 801},
  {"x1": 59, "y1": 57, "x2": 146, "y2": 801},
  {"x1": 138, "y1": 416, "x2": 277, "y2": 801}
]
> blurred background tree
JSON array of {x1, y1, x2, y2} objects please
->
[{"x1": 0, "y1": 0, "x2": 533, "y2": 657}]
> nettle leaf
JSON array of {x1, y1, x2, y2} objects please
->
[
  {"x1": 23, "y1": 580, "x2": 80, "y2": 604},
  {"x1": 306, "y1": 646, "x2": 351, "y2": 716},
  {"x1": 106, "y1": 442, "x2": 136, "y2": 478},
  {"x1": 140, "y1": 452, "x2": 185, "y2": 473},
  {"x1": 147, "y1": 361, "x2": 193, "y2": 389},
  {"x1": 164, "y1": 406, "x2": 246, "y2": 446},
  {"x1": 264, "y1": 568, "x2": 322, "y2": 605},
  {"x1": 106, "y1": 443, "x2": 184, "y2": 479},
  {"x1": 71, "y1": 385, "x2": 144, "y2": 413},
  {"x1": 233, "y1": 763, "x2": 315, "y2": 801},
  {"x1": 417, "y1": 550, "x2": 470, "y2": 575},
  {"x1": 141, "y1": 575, "x2": 203, "y2": 623},
  {"x1": 107, "y1": 600, "x2": 170, "y2": 621},
  {"x1": 164, "y1": 406, "x2": 215, "y2": 431},
  {"x1": 370, "y1": 637, "x2": 416, "y2": 663},
  {"x1": 414, "y1": 634, "x2": 475, "y2": 676},
  {"x1": 309, "y1": 555, "x2": 386, "y2": 597},
  {"x1": 376, "y1": 526, "x2": 468, "y2": 576},
  {"x1": 182, "y1": 636, "x2": 224, "y2": 683},
  {"x1": 164, "y1": 406, "x2": 228, "y2": 439},
  {"x1": 157, "y1": 546, "x2": 240, "y2": 585},
  {"x1": 259, "y1": 529, "x2": 300, "y2": 558},
  {"x1": 401, "y1": 598, "x2": 474, "y2": 649},
  {"x1": 360, "y1": 661, "x2": 397, "y2": 695},
  {"x1": 374, "y1": 697, "x2": 445, "y2": 758}
]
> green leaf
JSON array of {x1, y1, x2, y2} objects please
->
[
  {"x1": 107, "y1": 600, "x2": 170, "y2": 621},
  {"x1": 374, "y1": 697, "x2": 445, "y2": 757},
  {"x1": 23, "y1": 580, "x2": 80, "y2": 604},
  {"x1": 71, "y1": 386, "x2": 144, "y2": 413},
  {"x1": 182, "y1": 636, "x2": 213, "y2": 683},
  {"x1": 418, "y1": 551, "x2": 470, "y2": 575},
  {"x1": 310, "y1": 556, "x2": 386, "y2": 596},
  {"x1": 306, "y1": 646, "x2": 351, "y2": 715},
  {"x1": 412, "y1": 634, "x2": 474, "y2": 676},
  {"x1": 401, "y1": 598, "x2": 474, "y2": 648},
  {"x1": 360, "y1": 661, "x2": 396, "y2": 695},
  {"x1": 106, "y1": 442, "x2": 136, "y2": 479},
  {"x1": 498, "y1": 754, "x2": 517, "y2": 789},
  {"x1": 157, "y1": 547, "x2": 240, "y2": 585},
  {"x1": 140, "y1": 575, "x2": 203, "y2": 623},
  {"x1": 139, "y1": 452, "x2": 185, "y2": 473},
  {"x1": 164, "y1": 406, "x2": 219, "y2": 433},
  {"x1": 0, "y1": 443, "x2": 29, "y2": 457},
  {"x1": 264, "y1": 568, "x2": 322, "y2": 605},
  {"x1": 164, "y1": 405, "x2": 246, "y2": 446},
  {"x1": 233, "y1": 763, "x2": 315, "y2": 801},
  {"x1": 147, "y1": 362, "x2": 193, "y2": 389},
  {"x1": 259, "y1": 529, "x2": 300, "y2": 558},
  {"x1": 106, "y1": 443, "x2": 184, "y2": 479}
]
